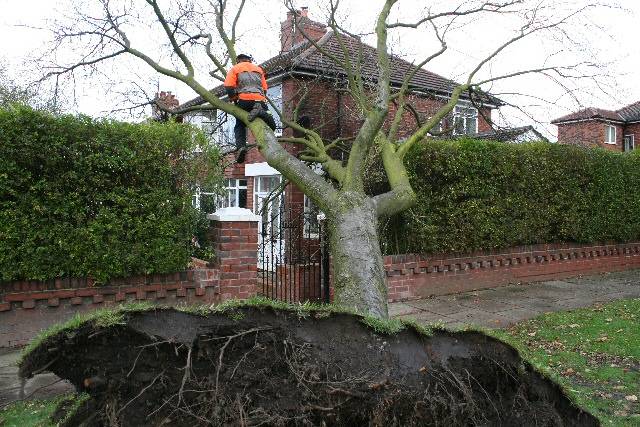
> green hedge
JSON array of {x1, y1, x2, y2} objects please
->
[
  {"x1": 0, "y1": 106, "x2": 220, "y2": 282},
  {"x1": 380, "y1": 139, "x2": 640, "y2": 255}
]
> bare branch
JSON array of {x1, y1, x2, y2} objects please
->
[{"x1": 387, "y1": 1, "x2": 523, "y2": 28}]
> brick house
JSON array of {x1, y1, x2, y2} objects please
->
[
  {"x1": 178, "y1": 9, "x2": 501, "y2": 214},
  {"x1": 552, "y1": 101, "x2": 640, "y2": 151}
]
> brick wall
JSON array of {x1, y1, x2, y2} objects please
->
[
  {"x1": 384, "y1": 242, "x2": 640, "y2": 301},
  {"x1": 0, "y1": 269, "x2": 219, "y2": 347},
  {"x1": 207, "y1": 218, "x2": 259, "y2": 301}
]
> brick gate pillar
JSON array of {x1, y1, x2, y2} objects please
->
[{"x1": 208, "y1": 207, "x2": 260, "y2": 302}]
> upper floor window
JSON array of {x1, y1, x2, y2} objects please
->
[
  {"x1": 605, "y1": 125, "x2": 616, "y2": 145},
  {"x1": 453, "y1": 105, "x2": 478, "y2": 136},
  {"x1": 266, "y1": 84, "x2": 283, "y2": 136},
  {"x1": 182, "y1": 110, "x2": 218, "y2": 151}
]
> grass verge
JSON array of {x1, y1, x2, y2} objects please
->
[
  {"x1": 0, "y1": 397, "x2": 61, "y2": 427},
  {"x1": 488, "y1": 298, "x2": 640, "y2": 426}
]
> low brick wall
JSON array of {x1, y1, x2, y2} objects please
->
[
  {"x1": 385, "y1": 242, "x2": 640, "y2": 301},
  {"x1": 0, "y1": 268, "x2": 219, "y2": 347}
]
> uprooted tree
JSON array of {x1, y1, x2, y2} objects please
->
[{"x1": 43, "y1": 0, "x2": 607, "y2": 318}]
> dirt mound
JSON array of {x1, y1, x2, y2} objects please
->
[{"x1": 20, "y1": 306, "x2": 599, "y2": 426}]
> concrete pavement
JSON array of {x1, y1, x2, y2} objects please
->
[{"x1": 389, "y1": 269, "x2": 640, "y2": 329}]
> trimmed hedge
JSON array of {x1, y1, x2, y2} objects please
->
[
  {"x1": 380, "y1": 139, "x2": 640, "y2": 255},
  {"x1": 0, "y1": 106, "x2": 220, "y2": 282}
]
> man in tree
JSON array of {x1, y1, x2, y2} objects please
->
[{"x1": 223, "y1": 53, "x2": 276, "y2": 163}]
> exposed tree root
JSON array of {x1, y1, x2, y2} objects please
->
[{"x1": 20, "y1": 307, "x2": 599, "y2": 426}]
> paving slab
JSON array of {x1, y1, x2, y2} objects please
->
[
  {"x1": 404, "y1": 299, "x2": 466, "y2": 316},
  {"x1": 397, "y1": 311, "x2": 451, "y2": 324},
  {"x1": 388, "y1": 302, "x2": 421, "y2": 317},
  {"x1": 445, "y1": 309, "x2": 512, "y2": 329},
  {"x1": 0, "y1": 348, "x2": 73, "y2": 408},
  {"x1": 457, "y1": 298, "x2": 520, "y2": 313}
]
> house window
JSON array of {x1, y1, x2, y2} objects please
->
[
  {"x1": 266, "y1": 84, "x2": 283, "y2": 137},
  {"x1": 605, "y1": 125, "x2": 616, "y2": 145},
  {"x1": 303, "y1": 195, "x2": 320, "y2": 238},
  {"x1": 212, "y1": 110, "x2": 236, "y2": 151},
  {"x1": 453, "y1": 105, "x2": 478, "y2": 136},
  {"x1": 624, "y1": 135, "x2": 634, "y2": 152},
  {"x1": 222, "y1": 178, "x2": 248, "y2": 208},
  {"x1": 184, "y1": 111, "x2": 218, "y2": 146},
  {"x1": 192, "y1": 186, "x2": 219, "y2": 213}
]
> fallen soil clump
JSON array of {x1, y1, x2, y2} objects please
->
[{"x1": 20, "y1": 306, "x2": 599, "y2": 426}]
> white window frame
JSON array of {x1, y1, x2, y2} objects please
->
[
  {"x1": 624, "y1": 134, "x2": 634, "y2": 152},
  {"x1": 452, "y1": 104, "x2": 479, "y2": 136},
  {"x1": 605, "y1": 124, "x2": 616, "y2": 145},
  {"x1": 222, "y1": 178, "x2": 248, "y2": 209},
  {"x1": 266, "y1": 84, "x2": 283, "y2": 137},
  {"x1": 192, "y1": 186, "x2": 219, "y2": 213},
  {"x1": 183, "y1": 111, "x2": 218, "y2": 150}
]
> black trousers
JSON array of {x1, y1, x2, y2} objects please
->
[{"x1": 234, "y1": 100, "x2": 277, "y2": 148}]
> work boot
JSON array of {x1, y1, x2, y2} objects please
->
[
  {"x1": 236, "y1": 146, "x2": 247, "y2": 164},
  {"x1": 247, "y1": 103, "x2": 264, "y2": 121}
]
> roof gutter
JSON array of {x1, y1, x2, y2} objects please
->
[{"x1": 552, "y1": 117, "x2": 626, "y2": 125}]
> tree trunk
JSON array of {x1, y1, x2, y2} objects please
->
[{"x1": 327, "y1": 196, "x2": 388, "y2": 318}]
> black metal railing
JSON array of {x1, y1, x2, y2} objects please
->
[{"x1": 259, "y1": 203, "x2": 329, "y2": 303}]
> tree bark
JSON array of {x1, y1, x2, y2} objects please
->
[{"x1": 327, "y1": 194, "x2": 388, "y2": 318}]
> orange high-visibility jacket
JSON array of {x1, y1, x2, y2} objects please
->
[{"x1": 224, "y1": 62, "x2": 268, "y2": 101}]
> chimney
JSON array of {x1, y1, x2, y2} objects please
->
[
  {"x1": 280, "y1": 7, "x2": 326, "y2": 52},
  {"x1": 152, "y1": 91, "x2": 180, "y2": 122}
]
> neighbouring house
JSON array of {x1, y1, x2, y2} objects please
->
[{"x1": 552, "y1": 101, "x2": 640, "y2": 151}]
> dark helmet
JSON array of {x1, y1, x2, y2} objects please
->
[{"x1": 237, "y1": 53, "x2": 253, "y2": 62}]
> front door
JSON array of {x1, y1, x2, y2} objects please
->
[
  {"x1": 254, "y1": 176, "x2": 283, "y2": 269},
  {"x1": 624, "y1": 135, "x2": 635, "y2": 152}
]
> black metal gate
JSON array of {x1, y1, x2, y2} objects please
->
[{"x1": 258, "y1": 202, "x2": 330, "y2": 303}]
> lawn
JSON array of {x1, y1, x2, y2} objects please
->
[
  {"x1": 1, "y1": 298, "x2": 638, "y2": 426},
  {"x1": 0, "y1": 397, "x2": 60, "y2": 427},
  {"x1": 491, "y1": 297, "x2": 640, "y2": 426}
]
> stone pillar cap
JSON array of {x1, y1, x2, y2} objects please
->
[{"x1": 207, "y1": 207, "x2": 260, "y2": 222}]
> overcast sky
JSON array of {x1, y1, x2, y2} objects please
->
[{"x1": 1, "y1": 0, "x2": 639, "y2": 140}]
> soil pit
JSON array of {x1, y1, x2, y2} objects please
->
[{"x1": 20, "y1": 306, "x2": 599, "y2": 426}]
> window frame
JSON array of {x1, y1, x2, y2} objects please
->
[
  {"x1": 604, "y1": 124, "x2": 617, "y2": 145},
  {"x1": 452, "y1": 104, "x2": 479, "y2": 136},
  {"x1": 223, "y1": 178, "x2": 248, "y2": 209}
]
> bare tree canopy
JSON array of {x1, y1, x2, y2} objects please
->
[{"x1": 40, "y1": 0, "x2": 614, "y2": 317}]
